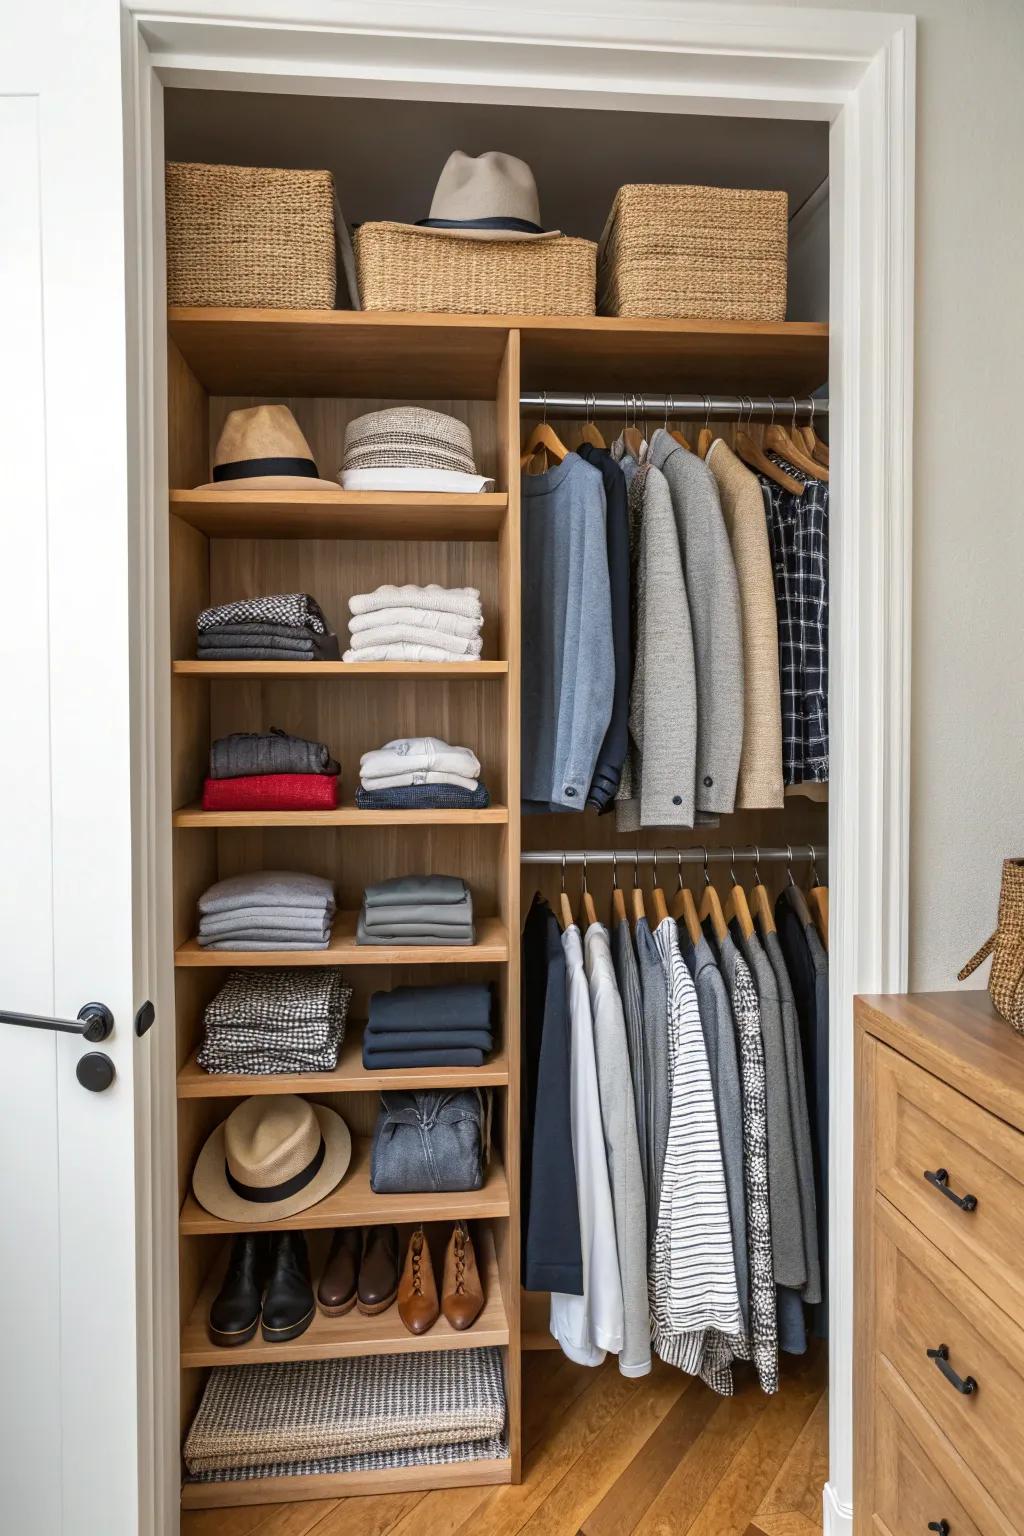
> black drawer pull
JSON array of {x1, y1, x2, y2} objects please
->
[
  {"x1": 927, "y1": 1344, "x2": 977, "y2": 1396},
  {"x1": 928, "y1": 1522, "x2": 950, "y2": 1534},
  {"x1": 924, "y1": 1168, "x2": 978, "y2": 1212}
]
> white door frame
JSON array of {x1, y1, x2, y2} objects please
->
[{"x1": 123, "y1": 6, "x2": 915, "y2": 1532}]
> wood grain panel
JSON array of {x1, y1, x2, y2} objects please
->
[{"x1": 171, "y1": 489, "x2": 508, "y2": 541}]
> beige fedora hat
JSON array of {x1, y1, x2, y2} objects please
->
[
  {"x1": 392, "y1": 151, "x2": 560, "y2": 242},
  {"x1": 197, "y1": 404, "x2": 341, "y2": 492},
  {"x1": 192, "y1": 1094, "x2": 351, "y2": 1222}
]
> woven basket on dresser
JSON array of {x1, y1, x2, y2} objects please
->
[
  {"x1": 598, "y1": 183, "x2": 788, "y2": 321},
  {"x1": 166, "y1": 162, "x2": 337, "y2": 309},
  {"x1": 354, "y1": 224, "x2": 596, "y2": 315}
]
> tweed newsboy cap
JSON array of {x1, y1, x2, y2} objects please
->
[{"x1": 343, "y1": 407, "x2": 478, "y2": 476}]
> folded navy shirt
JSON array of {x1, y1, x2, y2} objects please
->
[{"x1": 368, "y1": 982, "x2": 492, "y2": 1032}]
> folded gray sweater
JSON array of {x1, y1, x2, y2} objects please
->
[
  {"x1": 199, "y1": 911, "x2": 333, "y2": 939},
  {"x1": 356, "y1": 912, "x2": 474, "y2": 946},
  {"x1": 360, "y1": 897, "x2": 473, "y2": 931},
  {"x1": 198, "y1": 871, "x2": 336, "y2": 916},
  {"x1": 363, "y1": 874, "x2": 468, "y2": 908},
  {"x1": 210, "y1": 728, "x2": 340, "y2": 780}
]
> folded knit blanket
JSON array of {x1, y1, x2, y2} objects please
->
[
  {"x1": 197, "y1": 593, "x2": 329, "y2": 635},
  {"x1": 348, "y1": 607, "x2": 483, "y2": 640},
  {"x1": 368, "y1": 983, "x2": 492, "y2": 1032},
  {"x1": 358, "y1": 769, "x2": 479, "y2": 793},
  {"x1": 354, "y1": 783, "x2": 490, "y2": 811},
  {"x1": 347, "y1": 626, "x2": 482, "y2": 658},
  {"x1": 349, "y1": 584, "x2": 482, "y2": 620},
  {"x1": 342, "y1": 642, "x2": 478, "y2": 664},
  {"x1": 362, "y1": 1047, "x2": 485, "y2": 1069},
  {"x1": 199, "y1": 871, "x2": 336, "y2": 916},
  {"x1": 364, "y1": 875, "x2": 468, "y2": 907},
  {"x1": 210, "y1": 728, "x2": 339, "y2": 781},
  {"x1": 202, "y1": 774, "x2": 338, "y2": 812},
  {"x1": 360, "y1": 737, "x2": 481, "y2": 780},
  {"x1": 186, "y1": 1431, "x2": 510, "y2": 1484}
]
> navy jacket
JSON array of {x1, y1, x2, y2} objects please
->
[{"x1": 577, "y1": 443, "x2": 631, "y2": 810}]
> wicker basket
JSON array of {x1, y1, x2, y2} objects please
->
[
  {"x1": 166, "y1": 162, "x2": 337, "y2": 309},
  {"x1": 598, "y1": 184, "x2": 788, "y2": 321},
  {"x1": 354, "y1": 224, "x2": 596, "y2": 316}
]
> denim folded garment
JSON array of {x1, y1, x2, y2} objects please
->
[
  {"x1": 368, "y1": 983, "x2": 492, "y2": 1032},
  {"x1": 355, "y1": 783, "x2": 490, "y2": 811}
]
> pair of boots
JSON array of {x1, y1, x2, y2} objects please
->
[
  {"x1": 398, "y1": 1222, "x2": 483, "y2": 1336},
  {"x1": 316, "y1": 1224, "x2": 401, "y2": 1318},
  {"x1": 209, "y1": 1232, "x2": 313, "y2": 1347}
]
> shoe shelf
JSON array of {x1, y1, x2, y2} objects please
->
[
  {"x1": 171, "y1": 801, "x2": 509, "y2": 828},
  {"x1": 172, "y1": 659, "x2": 509, "y2": 678},
  {"x1": 174, "y1": 912, "x2": 510, "y2": 968},
  {"x1": 180, "y1": 1226, "x2": 506, "y2": 1369},
  {"x1": 170, "y1": 488, "x2": 508, "y2": 541},
  {"x1": 179, "y1": 1139, "x2": 510, "y2": 1235},
  {"x1": 180, "y1": 1454, "x2": 513, "y2": 1511},
  {"x1": 177, "y1": 1029, "x2": 510, "y2": 1097}
]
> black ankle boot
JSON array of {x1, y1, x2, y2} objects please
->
[
  {"x1": 262, "y1": 1231, "x2": 315, "y2": 1343},
  {"x1": 208, "y1": 1233, "x2": 264, "y2": 1347}
]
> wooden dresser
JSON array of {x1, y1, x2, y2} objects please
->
[{"x1": 855, "y1": 991, "x2": 1024, "y2": 1536}]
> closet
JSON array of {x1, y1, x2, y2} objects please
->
[{"x1": 165, "y1": 88, "x2": 830, "y2": 1515}]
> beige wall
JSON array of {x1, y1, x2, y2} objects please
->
[{"x1": 754, "y1": 0, "x2": 1024, "y2": 988}]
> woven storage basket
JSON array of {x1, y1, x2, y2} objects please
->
[
  {"x1": 354, "y1": 224, "x2": 596, "y2": 315},
  {"x1": 598, "y1": 183, "x2": 788, "y2": 321},
  {"x1": 166, "y1": 162, "x2": 336, "y2": 309}
]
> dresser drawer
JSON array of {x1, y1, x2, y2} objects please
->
[
  {"x1": 875, "y1": 1197, "x2": 1024, "y2": 1530},
  {"x1": 874, "y1": 1041, "x2": 1024, "y2": 1320},
  {"x1": 874, "y1": 1375, "x2": 983, "y2": 1536}
]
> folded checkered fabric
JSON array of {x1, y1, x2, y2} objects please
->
[
  {"x1": 355, "y1": 783, "x2": 491, "y2": 810},
  {"x1": 197, "y1": 593, "x2": 329, "y2": 635},
  {"x1": 186, "y1": 1431, "x2": 509, "y2": 1483},
  {"x1": 197, "y1": 969, "x2": 351, "y2": 1075},
  {"x1": 184, "y1": 1347, "x2": 506, "y2": 1473}
]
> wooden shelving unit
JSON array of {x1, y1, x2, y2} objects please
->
[{"x1": 168, "y1": 305, "x2": 828, "y2": 1513}]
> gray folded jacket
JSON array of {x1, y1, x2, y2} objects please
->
[
  {"x1": 360, "y1": 897, "x2": 473, "y2": 931},
  {"x1": 363, "y1": 874, "x2": 468, "y2": 908},
  {"x1": 198, "y1": 871, "x2": 336, "y2": 916},
  {"x1": 210, "y1": 728, "x2": 339, "y2": 780},
  {"x1": 356, "y1": 912, "x2": 474, "y2": 946}
]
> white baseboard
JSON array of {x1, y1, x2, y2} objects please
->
[{"x1": 824, "y1": 1481, "x2": 854, "y2": 1535}]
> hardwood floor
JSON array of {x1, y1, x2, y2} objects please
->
[{"x1": 180, "y1": 1345, "x2": 827, "y2": 1536}]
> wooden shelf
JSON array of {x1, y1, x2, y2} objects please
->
[
  {"x1": 177, "y1": 1028, "x2": 510, "y2": 1097},
  {"x1": 172, "y1": 659, "x2": 508, "y2": 678},
  {"x1": 180, "y1": 1226, "x2": 506, "y2": 1367},
  {"x1": 179, "y1": 1137, "x2": 510, "y2": 1234},
  {"x1": 172, "y1": 801, "x2": 509, "y2": 828},
  {"x1": 180, "y1": 1455, "x2": 512, "y2": 1509},
  {"x1": 174, "y1": 912, "x2": 509, "y2": 968},
  {"x1": 168, "y1": 306, "x2": 828, "y2": 399},
  {"x1": 170, "y1": 489, "x2": 508, "y2": 541}
]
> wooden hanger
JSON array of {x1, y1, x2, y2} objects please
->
[
  {"x1": 723, "y1": 846, "x2": 755, "y2": 941},
  {"x1": 749, "y1": 847, "x2": 777, "y2": 937},
  {"x1": 696, "y1": 394, "x2": 714, "y2": 459},
  {"x1": 734, "y1": 397, "x2": 804, "y2": 494},
  {"x1": 557, "y1": 855, "x2": 575, "y2": 932},
  {"x1": 650, "y1": 850, "x2": 669, "y2": 926},
  {"x1": 697, "y1": 849, "x2": 729, "y2": 944},
  {"x1": 520, "y1": 420, "x2": 569, "y2": 473},
  {"x1": 805, "y1": 845, "x2": 829, "y2": 951},
  {"x1": 629, "y1": 850, "x2": 647, "y2": 926},
  {"x1": 668, "y1": 850, "x2": 703, "y2": 946},
  {"x1": 782, "y1": 845, "x2": 814, "y2": 928},
  {"x1": 580, "y1": 853, "x2": 598, "y2": 931},
  {"x1": 577, "y1": 392, "x2": 606, "y2": 450},
  {"x1": 622, "y1": 393, "x2": 646, "y2": 461},
  {"x1": 804, "y1": 398, "x2": 830, "y2": 467},
  {"x1": 610, "y1": 851, "x2": 627, "y2": 925},
  {"x1": 663, "y1": 396, "x2": 693, "y2": 453},
  {"x1": 765, "y1": 399, "x2": 828, "y2": 482}
]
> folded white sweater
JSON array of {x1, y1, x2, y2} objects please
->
[
  {"x1": 361, "y1": 737, "x2": 482, "y2": 781},
  {"x1": 348, "y1": 606, "x2": 482, "y2": 639},
  {"x1": 348, "y1": 625, "x2": 482, "y2": 657},
  {"x1": 349, "y1": 584, "x2": 482, "y2": 620},
  {"x1": 343, "y1": 642, "x2": 480, "y2": 664},
  {"x1": 359, "y1": 769, "x2": 480, "y2": 792}
]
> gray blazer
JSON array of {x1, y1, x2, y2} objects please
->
[
  {"x1": 648, "y1": 430, "x2": 744, "y2": 816},
  {"x1": 614, "y1": 454, "x2": 698, "y2": 828}
]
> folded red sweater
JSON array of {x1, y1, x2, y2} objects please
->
[{"x1": 202, "y1": 773, "x2": 338, "y2": 811}]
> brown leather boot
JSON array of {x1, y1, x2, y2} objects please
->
[
  {"x1": 316, "y1": 1227, "x2": 361, "y2": 1317},
  {"x1": 441, "y1": 1221, "x2": 484, "y2": 1331},
  {"x1": 398, "y1": 1227, "x2": 439, "y2": 1335},
  {"x1": 357, "y1": 1224, "x2": 400, "y2": 1315}
]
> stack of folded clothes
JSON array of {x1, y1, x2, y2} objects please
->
[
  {"x1": 355, "y1": 735, "x2": 490, "y2": 811},
  {"x1": 197, "y1": 969, "x2": 353, "y2": 1075},
  {"x1": 363, "y1": 982, "x2": 493, "y2": 1068},
  {"x1": 197, "y1": 872, "x2": 336, "y2": 951},
  {"x1": 197, "y1": 593, "x2": 341, "y2": 662},
  {"x1": 356, "y1": 875, "x2": 474, "y2": 947},
  {"x1": 202, "y1": 727, "x2": 341, "y2": 812},
  {"x1": 183, "y1": 1347, "x2": 508, "y2": 1484},
  {"x1": 343, "y1": 584, "x2": 483, "y2": 664},
  {"x1": 338, "y1": 406, "x2": 495, "y2": 495}
]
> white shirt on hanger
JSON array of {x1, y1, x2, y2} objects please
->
[{"x1": 550, "y1": 923, "x2": 624, "y2": 1366}]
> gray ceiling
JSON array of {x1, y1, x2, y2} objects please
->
[{"x1": 165, "y1": 90, "x2": 829, "y2": 242}]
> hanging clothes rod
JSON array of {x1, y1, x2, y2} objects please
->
[
  {"x1": 521, "y1": 846, "x2": 826, "y2": 866},
  {"x1": 519, "y1": 392, "x2": 827, "y2": 422}
]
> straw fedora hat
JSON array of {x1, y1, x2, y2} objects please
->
[
  {"x1": 197, "y1": 404, "x2": 341, "y2": 491},
  {"x1": 193, "y1": 1094, "x2": 351, "y2": 1222},
  {"x1": 394, "y1": 151, "x2": 560, "y2": 241}
]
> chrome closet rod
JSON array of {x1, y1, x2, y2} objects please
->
[
  {"x1": 520, "y1": 846, "x2": 826, "y2": 866},
  {"x1": 519, "y1": 392, "x2": 827, "y2": 421}
]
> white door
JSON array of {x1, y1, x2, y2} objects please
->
[{"x1": 0, "y1": 6, "x2": 149, "y2": 1533}]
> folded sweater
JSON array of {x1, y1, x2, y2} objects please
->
[
  {"x1": 199, "y1": 871, "x2": 335, "y2": 916},
  {"x1": 360, "y1": 738, "x2": 481, "y2": 781},
  {"x1": 198, "y1": 593, "x2": 329, "y2": 635},
  {"x1": 349, "y1": 584, "x2": 482, "y2": 620},
  {"x1": 210, "y1": 728, "x2": 339, "y2": 780},
  {"x1": 359, "y1": 770, "x2": 479, "y2": 793},
  {"x1": 368, "y1": 983, "x2": 492, "y2": 1031},
  {"x1": 364, "y1": 875, "x2": 468, "y2": 907},
  {"x1": 202, "y1": 773, "x2": 338, "y2": 812},
  {"x1": 347, "y1": 626, "x2": 483, "y2": 658},
  {"x1": 362, "y1": 1047, "x2": 485, "y2": 1068},
  {"x1": 362, "y1": 1029, "x2": 493, "y2": 1052},
  {"x1": 348, "y1": 608, "x2": 483, "y2": 640},
  {"x1": 343, "y1": 642, "x2": 478, "y2": 664},
  {"x1": 356, "y1": 915, "x2": 474, "y2": 946}
]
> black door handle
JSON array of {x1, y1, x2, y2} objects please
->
[
  {"x1": 928, "y1": 1522, "x2": 950, "y2": 1534},
  {"x1": 924, "y1": 1168, "x2": 978, "y2": 1212},
  {"x1": 927, "y1": 1344, "x2": 977, "y2": 1396},
  {"x1": 0, "y1": 1002, "x2": 113, "y2": 1043}
]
